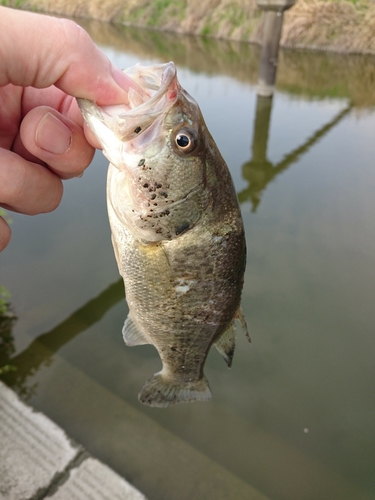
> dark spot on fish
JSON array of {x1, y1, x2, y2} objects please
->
[
  {"x1": 134, "y1": 126, "x2": 142, "y2": 134},
  {"x1": 153, "y1": 203, "x2": 158, "y2": 206},
  {"x1": 143, "y1": 183, "x2": 149, "y2": 188},
  {"x1": 138, "y1": 159, "x2": 145, "y2": 166},
  {"x1": 160, "y1": 192, "x2": 168, "y2": 198},
  {"x1": 164, "y1": 210, "x2": 170, "y2": 216},
  {"x1": 156, "y1": 183, "x2": 162, "y2": 189},
  {"x1": 175, "y1": 221, "x2": 190, "y2": 235},
  {"x1": 150, "y1": 193, "x2": 156, "y2": 200}
]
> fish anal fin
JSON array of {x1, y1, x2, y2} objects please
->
[
  {"x1": 214, "y1": 321, "x2": 236, "y2": 368},
  {"x1": 138, "y1": 372, "x2": 212, "y2": 408},
  {"x1": 235, "y1": 306, "x2": 251, "y2": 343},
  {"x1": 122, "y1": 315, "x2": 149, "y2": 346}
]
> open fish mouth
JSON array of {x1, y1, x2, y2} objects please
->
[
  {"x1": 103, "y1": 62, "x2": 178, "y2": 115},
  {"x1": 78, "y1": 62, "x2": 179, "y2": 146}
]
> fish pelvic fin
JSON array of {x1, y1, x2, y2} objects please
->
[
  {"x1": 122, "y1": 315, "x2": 149, "y2": 346},
  {"x1": 138, "y1": 372, "x2": 212, "y2": 408},
  {"x1": 214, "y1": 306, "x2": 250, "y2": 368}
]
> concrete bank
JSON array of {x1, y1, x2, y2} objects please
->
[{"x1": 0, "y1": 381, "x2": 146, "y2": 500}]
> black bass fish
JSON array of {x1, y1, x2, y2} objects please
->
[{"x1": 78, "y1": 62, "x2": 250, "y2": 407}]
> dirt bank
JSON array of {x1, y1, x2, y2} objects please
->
[{"x1": 7, "y1": 0, "x2": 375, "y2": 55}]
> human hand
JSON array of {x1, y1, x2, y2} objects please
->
[{"x1": 0, "y1": 7, "x2": 137, "y2": 251}]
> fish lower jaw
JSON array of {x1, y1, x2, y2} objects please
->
[{"x1": 138, "y1": 371, "x2": 212, "y2": 408}]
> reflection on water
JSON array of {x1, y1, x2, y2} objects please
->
[
  {"x1": 79, "y1": 19, "x2": 375, "y2": 106},
  {"x1": 0, "y1": 280, "x2": 123, "y2": 399},
  {"x1": 240, "y1": 96, "x2": 352, "y2": 211},
  {"x1": 1, "y1": 21, "x2": 375, "y2": 500}
]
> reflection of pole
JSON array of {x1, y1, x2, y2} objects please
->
[
  {"x1": 239, "y1": 104, "x2": 352, "y2": 209},
  {"x1": 257, "y1": 0, "x2": 296, "y2": 96},
  {"x1": 252, "y1": 95, "x2": 273, "y2": 162},
  {"x1": 1, "y1": 279, "x2": 124, "y2": 398},
  {"x1": 241, "y1": 95, "x2": 275, "y2": 211}
]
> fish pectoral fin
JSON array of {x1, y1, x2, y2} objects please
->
[
  {"x1": 235, "y1": 306, "x2": 251, "y2": 343},
  {"x1": 138, "y1": 372, "x2": 212, "y2": 408},
  {"x1": 122, "y1": 315, "x2": 149, "y2": 346},
  {"x1": 214, "y1": 321, "x2": 236, "y2": 368}
]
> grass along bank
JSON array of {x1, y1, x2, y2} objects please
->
[{"x1": 4, "y1": 0, "x2": 375, "y2": 54}]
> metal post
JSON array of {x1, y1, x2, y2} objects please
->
[{"x1": 256, "y1": 0, "x2": 296, "y2": 96}]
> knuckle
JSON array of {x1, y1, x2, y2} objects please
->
[{"x1": 57, "y1": 18, "x2": 91, "y2": 52}]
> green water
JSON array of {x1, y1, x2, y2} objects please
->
[{"x1": 1, "y1": 22, "x2": 375, "y2": 500}]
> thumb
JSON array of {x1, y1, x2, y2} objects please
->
[{"x1": 19, "y1": 106, "x2": 96, "y2": 179}]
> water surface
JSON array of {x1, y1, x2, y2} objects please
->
[{"x1": 1, "y1": 21, "x2": 375, "y2": 500}]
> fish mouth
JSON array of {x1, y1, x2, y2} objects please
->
[{"x1": 78, "y1": 62, "x2": 179, "y2": 147}]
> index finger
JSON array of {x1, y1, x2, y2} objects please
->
[{"x1": 0, "y1": 7, "x2": 138, "y2": 105}]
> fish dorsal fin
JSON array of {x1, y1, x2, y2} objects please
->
[
  {"x1": 214, "y1": 321, "x2": 236, "y2": 368},
  {"x1": 122, "y1": 315, "x2": 149, "y2": 346},
  {"x1": 235, "y1": 306, "x2": 251, "y2": 343}
]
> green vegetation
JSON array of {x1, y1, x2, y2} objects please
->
[
  {"x1": 147, "y1": 0, "x2": 186, "y2": 26},
  {"x1": 1, "y1": 0, "x2": 25, "y2": 7},
  {"x1": 0, "y1": 286, "x2": 11, "y2": 317},
  {"x1": 0, "y1": 208, "x2": 12, "y2": 226},
  {"x1": 0, "y1": 286, "x2": 17, "y2": 377},
  {"x1": 123, "y1": 0, "x2": 187, "y2": 28}
]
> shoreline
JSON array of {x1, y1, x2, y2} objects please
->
[{"x1": 6, "y1": 0, "x2": 375, "y2": 56}]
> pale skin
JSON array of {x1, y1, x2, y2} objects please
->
[{"x1": 0, "y1": 6, "x2": 138, "y2": 251}]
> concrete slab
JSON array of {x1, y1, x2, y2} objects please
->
[
  {"x1": 29, "y1": 356, "x2": 271, "y2": 500},
  {"x1": 50, "y1": 457, "x2": 146, "y2": 500},
  {"x1": 0, "y1": 380, "x2": 78, "y2": 500},
  {"x1": 0, "y1": 381, "x2": 145, "y2": 500}
]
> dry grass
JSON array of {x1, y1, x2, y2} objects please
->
[
  {"x1": 283, "y1": 0, "x2": 375, "y2": 54},
  {"x1": 9, "y1": 0, "x2": 375, "y2": 54}
]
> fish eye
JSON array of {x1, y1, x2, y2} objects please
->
[
  {"x1": 174, "y1": 128, "x2": 198, "y2": 154},
  {"x1": 176, "y1": 134, "x2": 190, "y2": 148}
]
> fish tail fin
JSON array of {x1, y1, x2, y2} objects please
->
[{"x1": 138, "y1": 372, "x2": 212, "y2": 408}]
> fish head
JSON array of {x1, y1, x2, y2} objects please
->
[{"x1": 78, "y1": 62, "x2": 212, "y2": 242}]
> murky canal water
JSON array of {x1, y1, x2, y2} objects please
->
[{"x1": 1, "y1": 20, "x2": 375, "y2": 500}]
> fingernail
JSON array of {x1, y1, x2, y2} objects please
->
[
  {"x1": 36, "y1": 113, "x2": 72, "y2": 155},
  {"x1": 112, "y1": 66, "x2": 143, "y2": 96}
]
